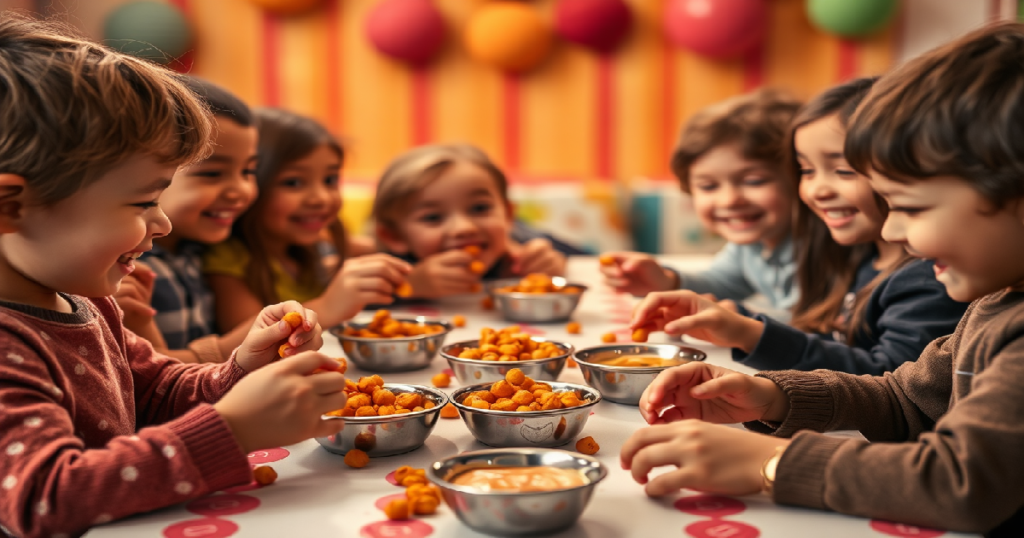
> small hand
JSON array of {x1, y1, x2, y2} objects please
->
[{"x1": 234, "y1": 301, "x2": 322, "y2": 372}]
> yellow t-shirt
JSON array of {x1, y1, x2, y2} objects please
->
[{"x1": 203, "y1": 238, "x2": 323, "y2": 303}]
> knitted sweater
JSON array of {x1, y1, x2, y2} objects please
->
[
  {"x1": 752, "y1": 288, "x2": 1024, "y2": 536},
  {"x1": 0, "y1": 295, "x2": 253, "y2": 538}
]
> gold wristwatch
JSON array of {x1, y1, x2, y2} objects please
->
[{"x1": 760, "y1": 446, "x2": 786, "y2": 494}]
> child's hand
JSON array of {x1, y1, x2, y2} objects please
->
[
  {"x1": 114, "y1": 261, "x2": 157, "y2": 335},
  {"x1": 620, "y1": 421, "x2": 789, "y2": 497},
  {"x1": 407, "y1": 249, "x2": 479, "y2": 298},
  {"x1": 234, "y1": 301, "x2": 322, "y2": 372},
  {"x1": 638, "y1": 362, "x2": 789, "y2": 425},
  {"x1": 599, "y1": 252, "x2": 678, "y2": 296},
  {"x1": 214, "y1": 351, "x2": 347, "y2": 454},
  {"x1": 631, "y1": 290, "x2": 764, "y2": 352},
  {"x1": 508, "y1": 238, "x2": 566, "y2": 276},
  {"x1": 325, "y1": 254, "x2": 411, "y2": 322}
]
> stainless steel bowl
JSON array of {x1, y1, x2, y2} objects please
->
[
  {"x1": 483, "y1": 278, "x2": 522, "y2": 298},
  {"x1": 428, "y1": 448, "x2": 607, "y2": 536},
  {"x1": 491, "y1": 277, "x2": 587, "y2": 323},
  {"x1": 573, "y1": 343, "x2": 706, "y2": 405},
  {"x1": 315, "y1": 384, "x2": 448, "y2": 457},
  {"x1": 450, "y1": 381, "x2": 600, "y2": 447},
  {"x1": 330, "y1": 317, "x2": 452, "y2": 372},
  {"x1": 440, "y1": 339, "x2": 573, "y2": 384}
]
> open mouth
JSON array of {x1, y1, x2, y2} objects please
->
[
  {"x1": 714, "y1": 213, "x2": 763, "y2": 230},
  {"x1": 933, "y1": 261, "x2": 948, "y2": 277},
  {"x1": 290, "y1": 214, "x2": 331, "y2": 232},
  {"x1": 116, "y1": 251, "x2": 144, "y2": 274},
  {"x1": 817, "y1": 207, "x2": 859, "y2": 228},
  {"x1": 201, "y1": 210, "x2": 239, "y2": 227}
]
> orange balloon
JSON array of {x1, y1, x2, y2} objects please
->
[
  {"x1": 249, "y1": 0, "x2": 324, "y2": 16},
  {"x1": 465, "y1": 2, "x2": 552, "y2": 73}
]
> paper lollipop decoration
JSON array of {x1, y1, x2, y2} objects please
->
[
  {"x1": 103, "y1": 1, "x2": 192, "y2": 64},
  {"x1": 807, "y1": 0, "x2": 899, "y2": 38},
  {"x1": 554, "y1": 0, "x2": 633, "y2": 54},
  {"x1": 663, "y1": 0, "x2": 767, "y2": 59},
  {"x1": 465, "y1": 2, "x2": 553, "y2": 73},
  {"x1": 366, "y1": 0, "x2": 446, "y2": 65},
  {"x1": 248, "y1": 0, "x2": 325, "y2": 16}
]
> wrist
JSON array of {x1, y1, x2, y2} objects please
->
[
  {"x1": 661, "y1": 267, "x2": 680, "y2": 290},
  {"x1": 760, "y1": 379, "x2": 791, "y2": 422},
  {"x1": 760, "y1": 444, "x2": 787, "y2": 494},
  {"x1": 736, "y1": 317, "x2": 764, "y2": 353}
]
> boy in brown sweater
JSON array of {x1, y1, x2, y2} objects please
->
[{"x1": 621, "y1": 22, "x2": 1024, "y2": 537}]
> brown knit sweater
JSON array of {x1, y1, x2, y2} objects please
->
[
  {"x1": 0, "y1": 295, "x2": 253, "y2": 538},
  {"x1": 753, "y1": 288, "x2": 1024, "y2": 536}
]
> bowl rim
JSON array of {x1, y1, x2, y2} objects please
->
[
  {"x1": 330, "y1": 317, "x2": 454, "y2": 342},
  {"x1": 427, "y1": 447, "x2": 608, "y2": 497},
  {"x1": 572, "y1": 343, "x2": 707, "y2": 374},
  {"x1": 321, "y1": 383, "x2": 450, "y2": 423},
  {"x1": 490, "y1": 282, "x2": 589, "y2": 299},
  {"x1": 449, "y1": 380, "x2": 601, "y2": 416},
  {"x1": 439, "y1": 338, "x2": 575, "y2": 366}
]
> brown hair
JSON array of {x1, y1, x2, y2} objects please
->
[
  {"x1": 371, "y1": 143, "x2": 509, "y2": 234},
  {"x1": 846, "y1": 21, "x2": 1024, "y2": 206},
  {"x1": 788, "y1": 77, "x2": 912, "y2": 340},
  {"x1": 233, "y1": 107, "x2": 346, "y2": 304},
  {"x1": 669, "y1": 87, "x2": 802, "y2": 193},
  {"x1": 0, "y1": 15, "x2": 213, "y2": 206}
]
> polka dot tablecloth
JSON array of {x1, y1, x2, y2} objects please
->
[{"x1": 85, "y1": 257, "x2": 980, "y2": 538}]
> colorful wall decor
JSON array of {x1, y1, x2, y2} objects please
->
[
  {"x1": 663, "y1": 0, "x2": 768, "y2": 58},
  {"x1": 103, "y1": 0, "x2": 191, "y2": 63},
  {"x1": 365, "y1": 0, "x2": 446, "y2": 65},
  {"x1": 554, "y1": 0, "x2": 633, "y2": 54},
  {"x1": 464, "y1": 2, "x2": 553, "y2": 73}
]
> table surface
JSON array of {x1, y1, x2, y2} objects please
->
[{"x1": 88, "y1": 256, "x2": 977, "y2": 538}]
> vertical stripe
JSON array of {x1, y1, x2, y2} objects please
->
[
  {"x1": 411, "y1": 67, "x2": 431, "y2": 145},
  {"x1": 989, "y1": 0, "x2": 1003, "y2": 20},
  {"x1": 261, "y1": 11, "x2": 281, "y2": 107},
  {"x1": 837, "y1": 40, "x2": 858, "y2": 81},
  {"x1": 167, "y1": 0, "x2": 195, "y2": 73},
  {"x1": 595, "y1": 56, "x2": 614, "y2": 179},
  {"x1": 741, "y1": 45, "x2": 764, "y2": 91},
  {"x1": 661, "y1": 37, "x2": 676, "y2": 178},
  {"x1": 503, "y1": 74, "x2": 521, "y2": 172},
  {"x1": 325, "y1": 0, "x2": 342, "y2": 133}
]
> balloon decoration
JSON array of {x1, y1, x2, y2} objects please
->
[
  {"x1": 248, "y1": 0, "x2": 325, "y2": 16},
  {"x1": 366, "y1": 0, "x2": 446, "y2": 66},
  {"x1": 465, "y1": 2, "x2": 553, "y2": 73},
  {"x1": 554, "y1": 0, "x2": 633, "y2": 54},
  {"x1": 663, "y1": 0, "x2": 767, "y2": 59},
  {"x1": 806, "y1": 0, "x2": 899, "y2": 38},
  {"x1": 103, "y1": 1, "x2": 192, "y2": 64}
]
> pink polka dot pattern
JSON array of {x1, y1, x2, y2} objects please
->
[
  {"x1": 247, "y1": 447, "x2": 289, "y2": 465},
  {"x1": 385, "y1": 471, "x2": 400, "y2": 486},
  {"x1": 373, "y1": 493, "x2": 408, "y2": 510},
  {"x1": 870, "y1": 521, "x2": 946, "y2": 537},
  {"x1": 186, "y1": 494, "x2": 260, "y2": 517},
  {"x1": 359, "y1": 519, "x2": 433, "y2": 538},
  {"x1": 675, "y1": 494, "x2": 759, "y2": 538},
  {"x1": 685, "y1": 519, "x2": 760, "y2": 538},
  {"x1": 441, "y1": 368, "x2": 454, "y2": 377},
  {"x1": 162, "y1": 517, "x2": 239, "y2": 538},
  {"x1": 517, "y1": 324, "x2": 545, "y2": 336}
]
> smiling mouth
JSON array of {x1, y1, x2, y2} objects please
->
[{"x1": 117, "y1": 252, "x2": 143, "y2": 264}]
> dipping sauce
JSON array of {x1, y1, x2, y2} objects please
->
[
  {"x1": 595, "y1": 355, "x2": 687, "y2": 368},
  {"x1": 451, "y1": 466, "x2": 587, "y2": 492}
]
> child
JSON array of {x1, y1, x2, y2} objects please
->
[
  {"x1": 621, "y1": 22, "x2": 1024, "y2": 536},
  {"x1": 629, "y1": 78, "x2": 966, "y2": 375},
  {"x1": 600, "y1": 89, "x2": 802, "y2": 320},
  {"x1": 371, "y1": 143, "x2": 567, "y2": 299},
  {"x1": 0, "y1": 16, "x2": 347, "y2": 538},
  {"x1": 204, "y1": 108, "x2": 409, "y2": 332},
  {"x1": 114, "y1": 76, "x2": 258, "y2": 363}
]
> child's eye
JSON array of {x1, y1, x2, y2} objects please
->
[
  {"x1": 889, "y1": 206, "x2": 924, "y2": 216},
  {"x1": 836, "y1": 168, "x2": 857, "y2": 177},
  {"x1": 798, "y1": 169, "x2": 814, "y2": 178},
  {"x1": 470, "y1": 202, "x2": 492, "y2": 214},
  {"x1": 280, "y1": 177, "x2": 303, "y2": 188},
  {"x1": 418, "y1": 213, "x2": 442, "y2": 224},
  {"x1": 242, "y1": 169, "x2": 257, "y2": 178},
  {"x1": 133, "y1": 200, "x2": 159, "y2": 209},
  {"x1": 324, "y1": 174, "x2": 340, "y2": 186},
  {"x1": 743, "y1": 177, "x2": 768, "y2": 186},
  {"x1": 694, "y1": 183, "x2": 718, "y2": 192},
  {"x1": 192, "y1": 170, "x2": 224, "y2": 179}
]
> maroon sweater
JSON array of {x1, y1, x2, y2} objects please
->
[{"x1": 0, "y1": 295, "x2": 253, "y2": 538}]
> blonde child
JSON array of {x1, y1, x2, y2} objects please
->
[
  {"x1": 600, "y1": 89, "x2": 802, "y2": 319},
  {"x1": 0, "y1": 17, "x2": 346, "y2": 537},
  {"x1": 630, "y1": 78, "x2": 967, "y2": 375},
  {"x1": 621, "y1": 22, "x2": 1024, "y2": 535},
  {"x1": 372, "y1": 143, "x2": 567, "y2": 299},
  {"x1": 204, "y1": 108, "x2": 408, "y2": 332}
]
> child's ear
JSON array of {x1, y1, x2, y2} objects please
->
[
  {"x1": 375, "y1": 222, "x2": 410, "y2": 255},
  {"x1": 0, "y1": 174, "x2": 27, "y2": 234}
]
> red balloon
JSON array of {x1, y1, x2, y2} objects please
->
[
  {"x1": 663, "y1": 0, "x2": 767, "y2": 58},
  {"x1": 554, "y1": 0, "x2": 632, "y2": 54},
  {"x1": 365, "y1": 0, "x2": 446, "y2": 65}
]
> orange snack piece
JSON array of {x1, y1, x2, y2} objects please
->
[
  {"x1": 631, "y1": 328, "x2": 649, "y2": 343},
  {"x1": 481, "y1": 296, "x2": 495, "y2": 310},
  {"x1": 400, "y1": 474, "x2": 428, "y2": 487},
  {"x1": 344, "y1": 449, "x2": 370, "y2": 468},
  {"x1": 281, "y1": 311, "x2": 304, "y2": 330},
  {"x1": 393, "y1": 465, "x2": 415, "y2": 484},
  {"x1": 431, "y1": 372, "x2": 451, "y2": 388},
  {"x1": 460, "y1": 370, "x2": 589, "y2": 413},
  {"x1": 576, "y1": 436, "x2": 600, "y2": 455},
  {"x1": 469, "y1": 260, "x2": 487, "y2": 275},
  {"x1": 493, "y1": 273, "x2": 581, "y2": 294},
  {"x1": 278, "y1": 343, "x2": 291, "y2": 358},
  {"x1": 567, "y1": 357, "x2": 578, "y2": 368},
  {"x1": 396, "y1": 282, "x2": 414, "y2": 298},
  {"x1": 327, "y1": 376, "x2": 436, "y2": 416},
  {"x1": 372, "y1": 389, "x2": 397, "y2": 407},
  {"x1": 464, "y1": 245, "x2": 482, "y2": 257},
  {"x1": 452, "y1": 327, "x2": 565, "y2": 362},
  {"x1": 452, "y1": 315, "x2": 466, "y2": 328},
  {"x1": 412, "y1": 494, "x2": 440, "y2": 515},
  {"x1": 383, "y1": 498, "x2": 411, "y2": 520},
  {"x1": 312, "y1": 357, "x2": 348, "y2": 375},
  {"x1": 341, "y1": 310, "x2": 445, "y2": 339},
  {"x1": 253, "y1": 465, "x2": 278, "y2": 486},
  {"x1": 601, "y1": 332, "x2": 617, "y2": 343},
  {"x1": 566, "y1": 322, "x2": 581, "y2": 334},
  {"x1": 598, "y1": 255, "x2": 616, "y2": 266},
  {"x1": 440, "y1": 403, "x2": 460, "y2": 418}
]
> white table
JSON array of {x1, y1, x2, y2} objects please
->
[{"x1": 89, "y1": 257, "x2": 977, "y2": 538}]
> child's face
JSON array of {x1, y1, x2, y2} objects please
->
[
  {"x1": 871, "y1": 173, "x2": 1024, "y2": 302},
  {"x1": 688, "y1": 143, "x2": 792, "y2": 248},
  {"x1": 795, "y1": 115, "x2": 885, "y2": 246},
  {"x1": 385, "y1": 160, "x2": 511, "y2": 268},
  {"x1": 158, "y1": 118, "x2": 258, "y2": 247},
  {"x1": 1, "y1": 154, "x2": 173, "y2": 301},
  {"x1": 258, "y1": 144, "x2": 342, "y2": 248}
]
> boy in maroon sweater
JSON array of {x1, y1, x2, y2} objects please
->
[
  {"x1": 0, "y1": 16, "x2": 346, "y2": 538},
  {"x1": 621, "y1": 22, "x2": 1024, "y2": 536}
]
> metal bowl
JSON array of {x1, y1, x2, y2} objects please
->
[
  {"x1": 428, "y1": 448, "x2": 607, "y2": 536},
  {"x1": 450, "y1": 381, "x2": 600, "y2": 448},
  {"x1": 315, "y1": 384, "x2": 448, "y2": 457},
  {"x1": 491, "y1": 277, "x2": 587, "y2": 323},
  {"x1": 330, "y1": 317, "x2": 452, "y2": 372},
  {"x1": 440, "y1": 339, "x2": 573, "y2": 384},
  {"x1": 573, "y1": 343, "x2": 706, "y2": 405},
  {"x1": 483, "y1": 278, "x2": 522, "y2": 298}
]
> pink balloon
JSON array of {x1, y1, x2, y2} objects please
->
[
  {"x1": 663, "y1": 0, "x2": 767, "y2": 58},
  {"x1": 365, "y1": 0, "x2": 446, "y2": 65},
  {"x1": 554, "y1": 0, "x2": 632, "y2": 54}
]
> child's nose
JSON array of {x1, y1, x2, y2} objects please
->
[
  {"x1": 448, "y1": 212, "x2": 477, "y2": 235},
  {"x1": 150, "y1": 206, "x2": 172, "y2": 238},
  {"x1": 718, "y1": 184, "x2": 746, "y2": 207}
]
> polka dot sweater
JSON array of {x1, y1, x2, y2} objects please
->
[{"x1": 0, "y1": 295, "x2": 253, "y2": 538}]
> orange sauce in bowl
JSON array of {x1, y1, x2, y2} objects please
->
[
  {"x1": 595, "y1": 355, "x2": 687, "y2": 368},
  {"x1": 451, "y1": 466, "x2": 587, "y2": 492}
]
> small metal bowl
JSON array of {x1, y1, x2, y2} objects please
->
[
  {"x1": 450, "y1": 381, "x2": 600, "y2": 448},
  {"x1": 573, "y1": 343, "x2": 706, "y2": 405},
  {"x1": 491, "y1": 277, "x2": 588, "y2": 323},
  {"x1": 483, "y1": 278, "x2": 522, "y2": 297},
  {"x1": 428, "y1": 448, "x2": 607, "y2": 536},
  {"x1": 440, "y1": 339, "x2": 574, "y2": 384},
  {"x1": 315, "y1": 384, "x2": 448, "y2": 457},
  {"x1": 330, "y1": 317, "x2": 453, "y2": 372}
]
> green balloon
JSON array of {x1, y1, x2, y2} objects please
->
[
  {"x1": 807, "y1": 0, "x2": 898, "y2": 37},
  {"x1": 103, "y1": 1, "x2": 192, "y2": 64}
]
